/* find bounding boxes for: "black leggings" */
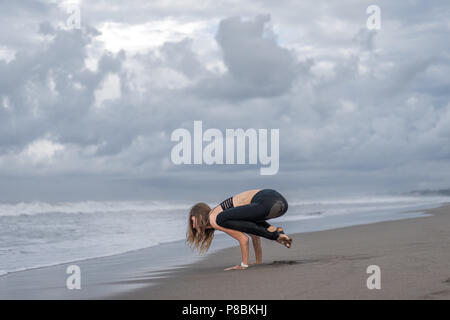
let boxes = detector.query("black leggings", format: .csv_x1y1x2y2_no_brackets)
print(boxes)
215,189,288,240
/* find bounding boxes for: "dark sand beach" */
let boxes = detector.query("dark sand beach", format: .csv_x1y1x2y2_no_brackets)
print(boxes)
1,203,449,300
111,204,450,300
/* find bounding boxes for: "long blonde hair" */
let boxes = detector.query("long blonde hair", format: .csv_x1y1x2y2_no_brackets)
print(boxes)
186,202,215,253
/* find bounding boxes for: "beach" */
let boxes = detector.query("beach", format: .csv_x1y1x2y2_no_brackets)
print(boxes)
112,203,450,300
1,202,449,300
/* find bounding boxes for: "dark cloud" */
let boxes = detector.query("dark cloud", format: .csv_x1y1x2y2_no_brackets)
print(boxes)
38,21,55,35
0,1,450,201
159,39,205,78
353,28,377,52
0,27,121,152
195,15,297,100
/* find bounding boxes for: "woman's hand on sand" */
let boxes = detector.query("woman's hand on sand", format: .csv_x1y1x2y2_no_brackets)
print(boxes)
224,265,248,270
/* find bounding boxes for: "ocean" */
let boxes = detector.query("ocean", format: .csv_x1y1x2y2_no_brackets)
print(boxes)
1,195,449,277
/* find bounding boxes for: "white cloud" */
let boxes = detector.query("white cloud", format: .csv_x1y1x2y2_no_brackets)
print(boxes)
2,96,12,110
339,100,357,114
96,18,208,54
0,46,15,63
20,138,65,164
94,73,121,107
310,61,335,80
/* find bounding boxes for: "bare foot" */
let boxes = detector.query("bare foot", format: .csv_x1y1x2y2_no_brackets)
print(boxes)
267,225,292,248
267,225,284,234
276,234,292,248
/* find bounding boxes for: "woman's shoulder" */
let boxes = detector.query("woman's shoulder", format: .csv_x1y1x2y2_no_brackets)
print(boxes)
208,205,223,229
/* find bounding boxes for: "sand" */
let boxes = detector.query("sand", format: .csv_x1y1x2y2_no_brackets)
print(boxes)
112,204,450,300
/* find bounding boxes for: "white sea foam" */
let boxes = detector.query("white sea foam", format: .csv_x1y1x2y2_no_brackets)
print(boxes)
279,196,449,222
0,200,189,217
0,200,190,275
289,195,449,206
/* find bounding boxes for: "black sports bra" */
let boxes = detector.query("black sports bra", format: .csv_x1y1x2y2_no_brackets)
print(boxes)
220,197,234,211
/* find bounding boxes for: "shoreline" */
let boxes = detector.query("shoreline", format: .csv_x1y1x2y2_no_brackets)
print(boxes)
2,199,438,279
1,202,449,299
110,203,450,300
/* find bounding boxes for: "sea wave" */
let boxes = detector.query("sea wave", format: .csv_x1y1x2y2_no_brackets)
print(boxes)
289,195,450,206
0,200,190,217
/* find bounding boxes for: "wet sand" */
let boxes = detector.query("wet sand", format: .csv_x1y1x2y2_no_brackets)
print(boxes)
112,204,450,299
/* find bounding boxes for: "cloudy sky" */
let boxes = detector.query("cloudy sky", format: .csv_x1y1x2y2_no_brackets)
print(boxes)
1,0,449,202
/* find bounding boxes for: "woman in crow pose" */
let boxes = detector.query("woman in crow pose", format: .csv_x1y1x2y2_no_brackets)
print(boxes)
186,189,291,270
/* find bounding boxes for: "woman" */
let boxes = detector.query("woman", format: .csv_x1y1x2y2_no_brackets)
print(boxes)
186,189,292,270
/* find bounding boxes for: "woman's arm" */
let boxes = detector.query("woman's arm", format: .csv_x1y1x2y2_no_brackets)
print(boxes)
221,228,249,270
209,205,249,270
250,235,262,264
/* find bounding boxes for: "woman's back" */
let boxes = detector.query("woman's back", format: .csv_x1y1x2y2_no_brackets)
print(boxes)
230,189,261,207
